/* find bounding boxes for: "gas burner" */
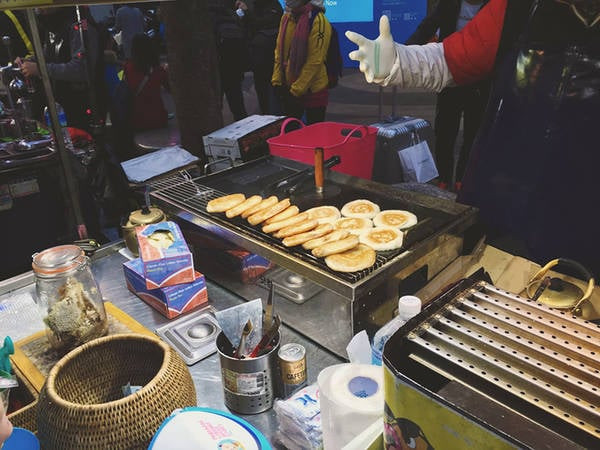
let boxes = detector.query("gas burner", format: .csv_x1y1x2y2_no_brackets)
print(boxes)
187,322,216,340
284,274,307,288
268,268,323,304
156,306,220,365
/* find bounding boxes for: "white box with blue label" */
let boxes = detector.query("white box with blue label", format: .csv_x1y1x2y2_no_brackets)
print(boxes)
123,258,208,319
136,221,195,289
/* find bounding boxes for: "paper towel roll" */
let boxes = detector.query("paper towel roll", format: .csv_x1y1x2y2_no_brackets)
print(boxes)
318,364,384,449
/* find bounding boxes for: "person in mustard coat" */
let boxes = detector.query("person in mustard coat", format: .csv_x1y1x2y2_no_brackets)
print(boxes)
272,0,332,124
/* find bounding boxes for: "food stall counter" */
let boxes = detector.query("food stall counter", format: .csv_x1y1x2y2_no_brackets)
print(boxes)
0,241,342,447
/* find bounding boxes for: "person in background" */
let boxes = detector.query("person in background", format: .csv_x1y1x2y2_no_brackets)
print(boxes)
212,0,249,121
272,0,332,124
406,0,489,192
236,0,283,115
113,3,145,60
19,7,101,132
346,0,600,276
124,33,169,131
0,10,33,65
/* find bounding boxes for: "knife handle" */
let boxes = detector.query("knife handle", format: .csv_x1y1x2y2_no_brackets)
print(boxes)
314,147,324,194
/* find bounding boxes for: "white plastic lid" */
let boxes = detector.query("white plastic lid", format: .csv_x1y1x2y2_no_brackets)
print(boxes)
398,295,421,320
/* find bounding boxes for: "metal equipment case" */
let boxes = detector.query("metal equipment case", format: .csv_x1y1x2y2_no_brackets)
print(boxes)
371,116,434,184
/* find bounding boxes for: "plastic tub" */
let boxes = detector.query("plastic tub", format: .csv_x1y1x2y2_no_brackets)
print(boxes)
267,119,378,179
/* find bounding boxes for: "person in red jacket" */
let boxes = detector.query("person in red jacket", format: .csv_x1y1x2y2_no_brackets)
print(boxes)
406,0,490,191
347,1,599,277
124,33,169,131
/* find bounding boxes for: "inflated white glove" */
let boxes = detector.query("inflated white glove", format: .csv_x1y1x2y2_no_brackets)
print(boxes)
346,15,454,92
345,15,395,84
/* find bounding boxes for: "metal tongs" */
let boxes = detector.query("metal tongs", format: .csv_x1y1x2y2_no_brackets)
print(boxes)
264,155,341,195
249,315,281,358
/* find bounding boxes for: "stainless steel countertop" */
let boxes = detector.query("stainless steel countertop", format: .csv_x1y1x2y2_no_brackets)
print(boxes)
0,242,342,447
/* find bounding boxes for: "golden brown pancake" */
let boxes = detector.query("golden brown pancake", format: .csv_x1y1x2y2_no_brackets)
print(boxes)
242,196,278,219
334,217,373,235
282,224,333,247
248,198,291,226
274,219,319,239
305,206,341,224
373,210,418,230
262,212,309,234
359,226,404,251
206,193,245,213
264,205,300,224
340,199,380,219
302,230,350,250
312,235,360,258
324,244,376,273
225,195,263,218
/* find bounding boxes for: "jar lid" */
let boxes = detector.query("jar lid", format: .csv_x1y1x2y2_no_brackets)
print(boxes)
32,245,85,276
129,207,165,226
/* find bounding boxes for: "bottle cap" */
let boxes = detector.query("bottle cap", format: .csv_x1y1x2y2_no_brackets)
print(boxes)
398,295,421,320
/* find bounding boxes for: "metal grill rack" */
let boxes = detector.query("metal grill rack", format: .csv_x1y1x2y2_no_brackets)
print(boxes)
403,280,600,445
151,176,407,284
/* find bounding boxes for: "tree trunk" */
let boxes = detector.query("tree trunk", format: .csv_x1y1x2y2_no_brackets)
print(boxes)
163,0,223,164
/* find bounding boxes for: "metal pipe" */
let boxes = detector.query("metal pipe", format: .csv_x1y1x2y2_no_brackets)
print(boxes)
25,8,87,238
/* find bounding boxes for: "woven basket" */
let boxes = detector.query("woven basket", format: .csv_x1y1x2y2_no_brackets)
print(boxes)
36,334,196,449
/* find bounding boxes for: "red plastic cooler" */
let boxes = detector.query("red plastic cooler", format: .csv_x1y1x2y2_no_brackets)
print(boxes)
267,119,378,179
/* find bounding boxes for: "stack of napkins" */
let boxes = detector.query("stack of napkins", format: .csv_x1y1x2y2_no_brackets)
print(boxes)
274,384,323,450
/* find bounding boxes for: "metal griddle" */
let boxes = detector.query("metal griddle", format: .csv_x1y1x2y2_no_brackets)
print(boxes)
386,277,600,448
150,156,480,356
151,157,475,297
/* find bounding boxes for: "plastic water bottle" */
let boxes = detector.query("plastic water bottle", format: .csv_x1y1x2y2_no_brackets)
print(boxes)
371,295,421,366
43,103,73,151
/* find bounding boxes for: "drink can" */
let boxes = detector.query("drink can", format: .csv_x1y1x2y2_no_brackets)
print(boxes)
278,343,306,398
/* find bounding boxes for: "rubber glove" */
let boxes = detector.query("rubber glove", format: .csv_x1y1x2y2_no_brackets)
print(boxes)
345,15,396,83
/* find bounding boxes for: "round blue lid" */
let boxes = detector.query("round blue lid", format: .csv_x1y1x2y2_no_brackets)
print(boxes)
149,407,271,449
3,427,40,450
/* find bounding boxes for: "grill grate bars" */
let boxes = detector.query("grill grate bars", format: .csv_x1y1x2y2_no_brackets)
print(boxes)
151,177,403,284
407,281,600,438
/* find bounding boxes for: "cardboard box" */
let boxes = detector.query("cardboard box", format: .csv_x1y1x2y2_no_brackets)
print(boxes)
123,258,208,319
136,221,195,289
202,115,285,162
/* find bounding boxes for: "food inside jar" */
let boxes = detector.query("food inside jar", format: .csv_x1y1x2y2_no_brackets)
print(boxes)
44,278,107,350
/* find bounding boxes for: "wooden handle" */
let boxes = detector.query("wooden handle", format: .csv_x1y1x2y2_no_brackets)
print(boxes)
314,147,324,193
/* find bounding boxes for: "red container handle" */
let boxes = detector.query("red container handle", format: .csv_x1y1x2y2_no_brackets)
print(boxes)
278,117,305,136
340,125,370,144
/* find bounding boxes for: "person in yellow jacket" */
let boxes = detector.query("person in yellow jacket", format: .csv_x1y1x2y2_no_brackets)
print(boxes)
272,0,331,124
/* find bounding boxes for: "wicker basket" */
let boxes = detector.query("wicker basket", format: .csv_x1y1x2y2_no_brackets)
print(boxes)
36,334,196,449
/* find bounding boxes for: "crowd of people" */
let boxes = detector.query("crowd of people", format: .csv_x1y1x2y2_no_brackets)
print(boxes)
2,1,339,136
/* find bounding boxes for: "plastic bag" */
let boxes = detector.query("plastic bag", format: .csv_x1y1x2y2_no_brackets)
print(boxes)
397,132,438,183
275,383,323,450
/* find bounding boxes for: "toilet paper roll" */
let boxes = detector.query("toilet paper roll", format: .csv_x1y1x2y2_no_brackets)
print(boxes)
318,364,384,449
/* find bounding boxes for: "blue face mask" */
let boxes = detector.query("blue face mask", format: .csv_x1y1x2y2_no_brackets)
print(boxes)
285,0,304,10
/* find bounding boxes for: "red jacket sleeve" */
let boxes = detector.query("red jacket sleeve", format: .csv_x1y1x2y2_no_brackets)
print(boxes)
443,0,508,85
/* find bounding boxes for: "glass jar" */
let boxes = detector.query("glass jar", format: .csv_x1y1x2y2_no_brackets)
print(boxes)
32,245,108,352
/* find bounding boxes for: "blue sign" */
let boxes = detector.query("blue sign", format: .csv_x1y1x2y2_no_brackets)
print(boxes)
278,1,428,66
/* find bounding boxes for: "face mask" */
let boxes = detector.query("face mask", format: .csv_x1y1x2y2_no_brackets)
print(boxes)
285,0,304,10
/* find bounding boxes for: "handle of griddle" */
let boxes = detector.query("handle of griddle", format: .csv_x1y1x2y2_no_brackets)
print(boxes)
314,147,324,194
